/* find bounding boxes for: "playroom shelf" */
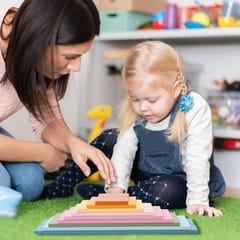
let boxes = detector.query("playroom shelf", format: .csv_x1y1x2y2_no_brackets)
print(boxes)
214,128,240,139
84,27,240,140
80,26,240,194
97,27,240,41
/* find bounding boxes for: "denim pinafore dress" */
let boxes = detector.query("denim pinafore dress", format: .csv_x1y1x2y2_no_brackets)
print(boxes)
133,100,226,199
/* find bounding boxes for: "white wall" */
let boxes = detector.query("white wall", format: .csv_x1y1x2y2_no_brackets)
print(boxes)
1,0,23,6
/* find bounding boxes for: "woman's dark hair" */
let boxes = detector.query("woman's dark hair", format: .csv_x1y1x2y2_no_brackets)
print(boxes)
1,0,100,121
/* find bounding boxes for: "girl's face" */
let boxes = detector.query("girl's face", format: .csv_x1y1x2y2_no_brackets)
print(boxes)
41,40,93,79
128,80,178,123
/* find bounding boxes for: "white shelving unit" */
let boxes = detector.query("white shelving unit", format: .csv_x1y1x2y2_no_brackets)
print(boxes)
86,28,240,137
214,128,240,139
97,27,240,41
83,28,240,196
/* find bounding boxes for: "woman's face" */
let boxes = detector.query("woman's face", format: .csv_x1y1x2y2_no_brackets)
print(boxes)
41,40,93,79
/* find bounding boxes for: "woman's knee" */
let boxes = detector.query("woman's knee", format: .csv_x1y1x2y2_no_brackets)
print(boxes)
9,163,45,201
16,173,45,201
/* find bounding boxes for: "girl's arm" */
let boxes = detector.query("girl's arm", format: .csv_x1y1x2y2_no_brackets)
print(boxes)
105,125,138,192
183,92,222,216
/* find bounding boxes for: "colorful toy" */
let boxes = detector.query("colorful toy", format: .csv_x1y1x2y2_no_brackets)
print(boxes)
152,11,165,29
208,88,240,129
218,16,236,27
86,105,112,181
185,11,211,28
0,186,22,218
213,79,240,91
191,11,211,27
34,193,199,235
87,105,112,143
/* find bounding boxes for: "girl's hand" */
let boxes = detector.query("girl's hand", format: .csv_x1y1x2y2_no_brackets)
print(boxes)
106,187,124,194
186,204,223,217
68,136,115,184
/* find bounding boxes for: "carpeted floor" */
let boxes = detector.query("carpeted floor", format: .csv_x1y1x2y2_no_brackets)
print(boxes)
0,194,239,240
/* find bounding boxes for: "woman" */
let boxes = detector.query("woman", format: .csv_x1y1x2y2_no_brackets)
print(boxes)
0,0,115,210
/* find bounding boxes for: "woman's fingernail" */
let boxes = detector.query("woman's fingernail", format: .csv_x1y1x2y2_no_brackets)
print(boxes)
84,170,90,177
102,174,107,180
104,178,110,184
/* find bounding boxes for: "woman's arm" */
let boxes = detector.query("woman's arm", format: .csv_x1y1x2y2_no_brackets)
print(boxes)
28,87,113,181
0,133,67,172
41,119,115,183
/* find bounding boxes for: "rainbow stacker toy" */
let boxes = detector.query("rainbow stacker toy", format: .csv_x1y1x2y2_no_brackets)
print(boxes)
34,193,198,235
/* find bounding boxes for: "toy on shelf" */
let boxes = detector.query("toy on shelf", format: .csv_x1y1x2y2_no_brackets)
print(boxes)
34,193,198,235
208,79,240,129
86,105,112,181
0,186,22,218
214,138,240,150
213,79,240,91
87,105,112,143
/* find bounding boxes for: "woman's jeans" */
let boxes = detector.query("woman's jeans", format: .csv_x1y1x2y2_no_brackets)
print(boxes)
0,127,45,201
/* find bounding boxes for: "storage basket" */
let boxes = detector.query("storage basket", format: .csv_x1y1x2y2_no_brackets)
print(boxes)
100,10,151,32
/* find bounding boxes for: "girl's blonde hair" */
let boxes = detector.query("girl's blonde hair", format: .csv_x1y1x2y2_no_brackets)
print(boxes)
118,41,188,143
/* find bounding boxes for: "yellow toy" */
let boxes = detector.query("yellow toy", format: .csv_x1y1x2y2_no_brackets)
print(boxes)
86,105,112,181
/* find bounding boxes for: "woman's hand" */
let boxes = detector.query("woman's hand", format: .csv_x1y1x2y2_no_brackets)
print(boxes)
38,143,68,172
68,136,116,184
186,204,223,217
41,119,115,182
